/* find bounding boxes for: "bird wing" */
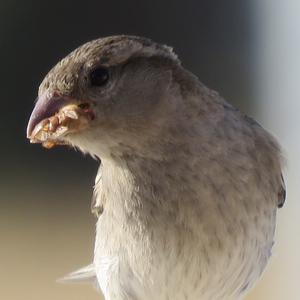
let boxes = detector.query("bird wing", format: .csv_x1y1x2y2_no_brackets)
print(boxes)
243,114,286,209
278,173,286,208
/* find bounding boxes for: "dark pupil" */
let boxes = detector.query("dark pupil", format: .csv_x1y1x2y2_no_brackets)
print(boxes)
90,67,109,86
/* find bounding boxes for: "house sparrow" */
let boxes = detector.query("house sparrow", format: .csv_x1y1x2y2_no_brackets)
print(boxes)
26,35,285,300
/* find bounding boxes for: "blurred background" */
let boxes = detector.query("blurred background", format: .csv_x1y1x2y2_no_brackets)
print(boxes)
0,0,298,299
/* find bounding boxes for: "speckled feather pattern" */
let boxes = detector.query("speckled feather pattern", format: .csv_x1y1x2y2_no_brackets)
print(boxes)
34,36,284,300
93,107,281,300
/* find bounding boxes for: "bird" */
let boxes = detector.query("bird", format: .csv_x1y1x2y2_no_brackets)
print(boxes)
26,35,285,300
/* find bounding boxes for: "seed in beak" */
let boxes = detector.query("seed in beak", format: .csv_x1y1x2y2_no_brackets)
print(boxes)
48,116,60,132
64,109,79,120
30,119,50,141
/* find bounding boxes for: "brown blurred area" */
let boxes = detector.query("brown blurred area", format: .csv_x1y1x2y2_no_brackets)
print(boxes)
0,1,297,299
0,172,101,300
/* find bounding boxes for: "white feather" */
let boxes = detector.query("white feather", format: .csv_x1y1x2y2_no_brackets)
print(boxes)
57,264,100,291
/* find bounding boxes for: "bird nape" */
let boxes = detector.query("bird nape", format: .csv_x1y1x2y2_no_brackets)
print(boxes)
27,35,285,300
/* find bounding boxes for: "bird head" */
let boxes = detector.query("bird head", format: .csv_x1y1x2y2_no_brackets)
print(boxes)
27,36,203,159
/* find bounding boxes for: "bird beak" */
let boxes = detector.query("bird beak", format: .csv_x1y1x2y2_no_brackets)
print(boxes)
27,91,72,138
27,91,95,148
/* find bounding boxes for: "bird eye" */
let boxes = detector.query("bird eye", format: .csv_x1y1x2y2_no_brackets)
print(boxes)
89,67,109,86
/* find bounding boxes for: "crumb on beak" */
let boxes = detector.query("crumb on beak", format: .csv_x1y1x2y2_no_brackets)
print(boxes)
28,103,95,149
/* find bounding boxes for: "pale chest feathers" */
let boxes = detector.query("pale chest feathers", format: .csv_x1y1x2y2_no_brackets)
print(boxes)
92,149,279,300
